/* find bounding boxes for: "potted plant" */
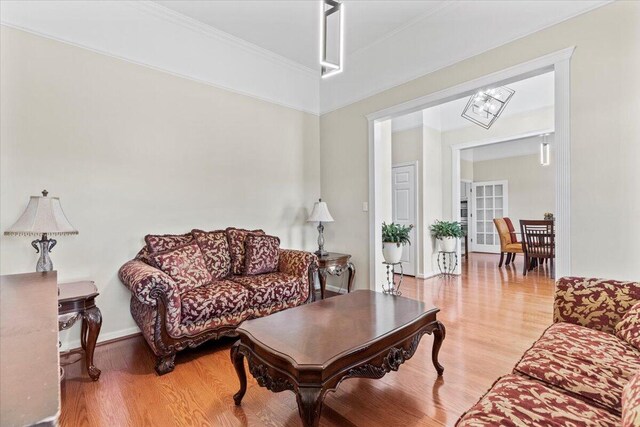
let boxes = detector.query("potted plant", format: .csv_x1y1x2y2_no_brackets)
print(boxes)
429,220,464,252
381,222,413,264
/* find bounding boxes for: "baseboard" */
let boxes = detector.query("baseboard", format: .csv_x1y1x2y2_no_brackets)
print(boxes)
62,326,141,353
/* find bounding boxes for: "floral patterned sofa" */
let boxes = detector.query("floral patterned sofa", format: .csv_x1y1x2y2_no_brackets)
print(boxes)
457,277,640,427
119,227,317,375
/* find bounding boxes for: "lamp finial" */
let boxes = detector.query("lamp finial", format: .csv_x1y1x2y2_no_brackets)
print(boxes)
42,189,48,197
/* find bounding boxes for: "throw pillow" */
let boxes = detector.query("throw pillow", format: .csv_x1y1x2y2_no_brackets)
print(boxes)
622,371,640,427
151,243,212,293
226,227,265,275
616,302,640,350
192,229,231,280
244,234,280,276
145,232,194,253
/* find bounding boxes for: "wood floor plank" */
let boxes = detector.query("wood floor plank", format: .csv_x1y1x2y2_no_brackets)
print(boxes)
60,253,554,426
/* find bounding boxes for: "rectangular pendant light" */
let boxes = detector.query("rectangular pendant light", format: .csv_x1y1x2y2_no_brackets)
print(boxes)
540,134,551,166
320,0,344,78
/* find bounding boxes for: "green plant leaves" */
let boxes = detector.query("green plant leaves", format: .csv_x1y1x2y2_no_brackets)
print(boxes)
429,220,465,238
381,222,413,245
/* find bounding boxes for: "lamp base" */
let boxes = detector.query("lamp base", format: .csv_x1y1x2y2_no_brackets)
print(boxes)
32,233,56,272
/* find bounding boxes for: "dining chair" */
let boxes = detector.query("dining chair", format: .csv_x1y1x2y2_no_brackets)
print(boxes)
520,219,555,276
493,218,523,267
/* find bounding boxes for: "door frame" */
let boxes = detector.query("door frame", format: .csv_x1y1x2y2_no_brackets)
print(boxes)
367,47,573,286
391,161,419,277
469,179,509,253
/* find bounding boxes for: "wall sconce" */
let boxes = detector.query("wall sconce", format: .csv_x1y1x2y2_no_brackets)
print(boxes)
540,134,551,166
320,0,344,79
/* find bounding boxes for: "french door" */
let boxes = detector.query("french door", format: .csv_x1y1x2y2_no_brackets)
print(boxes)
470,180,508,253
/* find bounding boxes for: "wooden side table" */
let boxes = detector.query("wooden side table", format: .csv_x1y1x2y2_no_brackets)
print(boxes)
58,281,102,381
316,252,355,300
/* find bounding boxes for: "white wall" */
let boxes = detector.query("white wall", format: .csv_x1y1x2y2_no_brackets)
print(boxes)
320,2,640,286
473,154,555,226
422,122,443,277
460,160,473,181
0,26,321,349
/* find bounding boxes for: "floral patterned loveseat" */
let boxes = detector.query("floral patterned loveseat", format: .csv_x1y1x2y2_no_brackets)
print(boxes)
119,228,317,375
457,277,640,427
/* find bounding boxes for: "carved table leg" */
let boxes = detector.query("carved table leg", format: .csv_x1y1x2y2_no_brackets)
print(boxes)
347,262,356,293
318,270,327,300
80,317,88,351
296,387,325,427
431,321,446,376
82,306,102,381
231,341,247,405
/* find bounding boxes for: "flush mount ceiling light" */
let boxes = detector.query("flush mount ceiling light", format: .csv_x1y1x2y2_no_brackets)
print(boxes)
320,0,344,79
461,86,515,129
540,133,551,166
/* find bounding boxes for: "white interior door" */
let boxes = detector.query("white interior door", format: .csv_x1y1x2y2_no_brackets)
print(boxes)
471,180,508,253
392,163,416,276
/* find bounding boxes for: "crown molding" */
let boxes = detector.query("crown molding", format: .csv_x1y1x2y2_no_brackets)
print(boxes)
347,1,455,58
321,1,608,115
0,0,320,115
133,1,318,78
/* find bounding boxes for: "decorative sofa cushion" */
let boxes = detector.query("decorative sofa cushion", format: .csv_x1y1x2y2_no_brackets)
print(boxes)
226,227,265,275
622,371,640,427
151,243,212,293
180,280,249,323
244,234,280,275
554,277,640,334
192,229,232,280
616,302,640,350
231,273,301,308
514,322,640,414
455,374,619,427
145,232,194,253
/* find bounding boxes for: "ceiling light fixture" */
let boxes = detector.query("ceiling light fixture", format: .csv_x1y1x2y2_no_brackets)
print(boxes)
461,86,515,129
320,0,344,79
540,133,551,166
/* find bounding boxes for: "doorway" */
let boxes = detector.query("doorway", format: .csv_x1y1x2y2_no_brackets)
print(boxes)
392,162,418,276
367,47,573,289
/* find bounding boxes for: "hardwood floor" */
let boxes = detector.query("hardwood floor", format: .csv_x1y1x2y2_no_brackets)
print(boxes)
60,253,555,427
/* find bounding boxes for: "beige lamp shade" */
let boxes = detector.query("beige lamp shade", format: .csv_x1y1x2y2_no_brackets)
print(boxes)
4,191,78,236
307,200,334,223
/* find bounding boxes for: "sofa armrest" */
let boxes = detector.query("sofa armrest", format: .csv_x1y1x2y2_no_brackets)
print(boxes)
553,277,640,334
118,260,180,307
278,249,318,302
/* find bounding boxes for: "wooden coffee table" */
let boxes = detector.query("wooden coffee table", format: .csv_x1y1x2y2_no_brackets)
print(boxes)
231,290,445,427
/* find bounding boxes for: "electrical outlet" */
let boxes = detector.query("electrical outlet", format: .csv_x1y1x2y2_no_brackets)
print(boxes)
362,202,368,212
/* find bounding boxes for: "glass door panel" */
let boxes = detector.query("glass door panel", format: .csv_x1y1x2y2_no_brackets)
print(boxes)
471,180,508,254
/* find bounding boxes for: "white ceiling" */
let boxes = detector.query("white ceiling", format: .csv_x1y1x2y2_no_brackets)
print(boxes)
1,1,609,114
392,71,554,133
154,1,447,70
461,133,555,162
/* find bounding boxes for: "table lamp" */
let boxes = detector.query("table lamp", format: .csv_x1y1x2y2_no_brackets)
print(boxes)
4,190,78,272
307,198,334,256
